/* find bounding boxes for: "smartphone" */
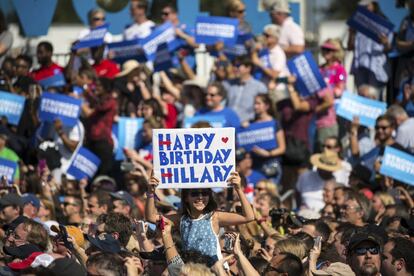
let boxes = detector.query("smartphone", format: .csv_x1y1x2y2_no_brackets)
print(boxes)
223,234,235,252
227,187,234,202
136,220,146,233
314,236,322,248
120,161,134,172
276,77,288,84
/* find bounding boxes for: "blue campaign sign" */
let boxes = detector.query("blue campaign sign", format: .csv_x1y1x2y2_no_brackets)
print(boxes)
154,43,174,72
116,117,144,160
141,22,180,62
195,16,239,46
39,92,82,127
253,49,271,80
336,91,386,128
380,147,414,186
13,0,58,37
72,24,109,50
107,39,146,63
347,6,395,43
153,128,236,189
0,158,17,184
38,73,66,89
237,121,277,151
287,51,327,97
67,147,101,180
223,32,254,59
0,91,25,125
183,115,226,128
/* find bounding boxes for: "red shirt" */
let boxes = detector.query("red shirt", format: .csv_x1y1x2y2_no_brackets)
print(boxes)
30,63,64,81
164,103,178,128
88,96,117,145
92,59,120,79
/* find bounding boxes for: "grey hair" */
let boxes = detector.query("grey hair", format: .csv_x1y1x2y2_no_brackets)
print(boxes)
87,7,106,25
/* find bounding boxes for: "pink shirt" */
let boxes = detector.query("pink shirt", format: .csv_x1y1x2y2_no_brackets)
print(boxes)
320,62,346,97
316,87,337,129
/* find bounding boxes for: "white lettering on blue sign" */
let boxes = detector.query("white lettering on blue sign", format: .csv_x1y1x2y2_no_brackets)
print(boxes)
41,98,79,118
196,23,235,38
0,165,14,180
354,11,390,35
237,127,274,145
84,28,107,41
383,154,414,175
142,27,175,56
341,97,383,119
0,100,22,115
72,154,97,177
293,55,321,93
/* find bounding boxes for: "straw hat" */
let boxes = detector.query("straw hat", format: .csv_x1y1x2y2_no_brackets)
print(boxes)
271,0,291,14
310,150,342,172
116,60,139,77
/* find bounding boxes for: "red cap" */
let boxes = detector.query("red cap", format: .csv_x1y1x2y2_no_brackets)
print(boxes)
8,252,43,270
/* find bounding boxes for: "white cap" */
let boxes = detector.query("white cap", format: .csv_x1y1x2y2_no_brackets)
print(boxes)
271,0,291,14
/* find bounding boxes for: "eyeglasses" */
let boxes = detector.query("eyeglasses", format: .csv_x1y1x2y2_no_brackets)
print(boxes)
354,246,380,256
92,17,105,21
322,144,336,150
375,125,390,130
189,191,210,197
206,93,220,97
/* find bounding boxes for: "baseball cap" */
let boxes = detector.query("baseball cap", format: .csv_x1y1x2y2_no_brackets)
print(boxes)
347,232,381,253
65,225,85,248
0,193,23,208
7,252,50,270
110,191,134,207
271,0,291,14
3,244,42,259
86,233,122,254
47,258,87,276
21,193,41,209
3,215,29,232
312,262,355,276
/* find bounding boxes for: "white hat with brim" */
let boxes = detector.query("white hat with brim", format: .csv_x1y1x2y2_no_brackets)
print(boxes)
310,150,342,172
358,0,376,6
116,60,140,77
272,0,291,14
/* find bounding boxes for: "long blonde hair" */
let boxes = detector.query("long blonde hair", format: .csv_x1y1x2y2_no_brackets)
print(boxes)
322,38,344,64
180,263,214,276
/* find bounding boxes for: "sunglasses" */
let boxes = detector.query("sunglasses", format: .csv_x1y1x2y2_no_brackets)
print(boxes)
354,246,379,256
162,12,170,16
322,144,336,150
237,9,245,14
375,125,390,130
190,191,210,197
263,33,271,38
92,17,105,21
255,187,265,191
63,202,77,207
206,93,219,97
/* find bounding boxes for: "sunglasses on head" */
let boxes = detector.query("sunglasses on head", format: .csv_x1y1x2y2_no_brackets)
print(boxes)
354,246,379,256
190,190,210,197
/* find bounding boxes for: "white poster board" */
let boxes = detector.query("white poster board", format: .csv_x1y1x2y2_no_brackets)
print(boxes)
152,128,236,189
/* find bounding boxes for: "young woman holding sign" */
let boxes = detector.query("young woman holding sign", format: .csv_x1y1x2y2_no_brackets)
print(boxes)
249,94,286,184
145,171,255,263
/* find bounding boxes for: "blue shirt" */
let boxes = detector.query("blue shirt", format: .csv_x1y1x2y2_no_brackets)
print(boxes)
196,107,241,128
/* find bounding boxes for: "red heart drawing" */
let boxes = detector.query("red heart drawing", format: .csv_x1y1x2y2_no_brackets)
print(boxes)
221,137,229,143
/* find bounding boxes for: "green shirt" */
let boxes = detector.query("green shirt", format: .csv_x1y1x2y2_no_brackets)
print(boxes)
0,147,20,180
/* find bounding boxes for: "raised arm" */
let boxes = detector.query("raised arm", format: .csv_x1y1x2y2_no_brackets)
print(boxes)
218,172,255,227
145,173,159,224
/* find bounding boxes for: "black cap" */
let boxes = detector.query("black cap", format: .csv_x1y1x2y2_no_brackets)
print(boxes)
110,191,134,207
86,233,121,254
3,216,29,232
0,194,23,208
47,257,87,276
3,244,42,259
401,217,414,236
347,232,381,254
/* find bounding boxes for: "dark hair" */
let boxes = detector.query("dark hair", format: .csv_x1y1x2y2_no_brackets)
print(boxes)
376,114,396,129
16,54,33,68
291,232,313,253
142,98,165,120
37,41,54,53
131,0,149,11
249,256,269,274
97,77,113,94
78,67,97,82
90,191,113,210
86,252,127,276
303,219,332,242
255,93,276,118
234,55,253,69
208,81,227,99
0,10,7,33
388,237,414,273
318,243,343,263
180,189,217,217
275,252,304,276
162,3,177,13
103,212,133,247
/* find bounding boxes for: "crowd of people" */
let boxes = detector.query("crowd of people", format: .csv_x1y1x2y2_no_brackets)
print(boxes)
0,0,413,275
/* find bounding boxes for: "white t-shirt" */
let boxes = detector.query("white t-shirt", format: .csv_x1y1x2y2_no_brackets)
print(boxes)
278,17,305,49
123,20,155,40
333,161,352,186
269,44,289,90
296,170,325,212
396,118,414,153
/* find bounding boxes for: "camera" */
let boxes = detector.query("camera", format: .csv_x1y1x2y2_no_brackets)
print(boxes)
269,208,303,229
